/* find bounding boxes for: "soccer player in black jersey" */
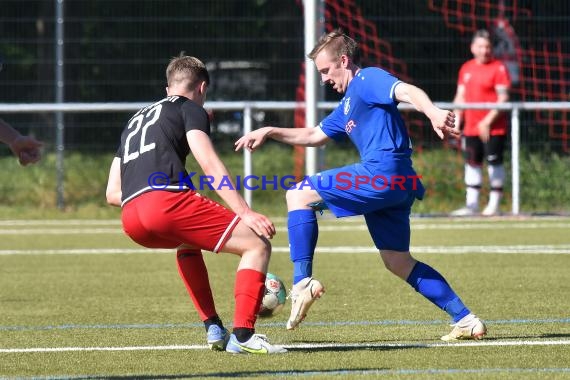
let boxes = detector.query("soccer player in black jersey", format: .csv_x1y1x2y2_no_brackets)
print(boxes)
106,55,286,354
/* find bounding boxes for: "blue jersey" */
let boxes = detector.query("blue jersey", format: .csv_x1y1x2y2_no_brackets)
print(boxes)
309,67,425,224
319,67,414,175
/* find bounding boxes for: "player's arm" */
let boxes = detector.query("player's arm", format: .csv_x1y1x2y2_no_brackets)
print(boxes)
105,157,122,207
475,85,509,142
0,118,21,145
235,125,330,152
188,129,275,239
0,118,43,165
480,85,510,127
394,82,459,140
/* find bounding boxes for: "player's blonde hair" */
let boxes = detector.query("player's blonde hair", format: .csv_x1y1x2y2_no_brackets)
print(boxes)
166,54,210,91
308,28,358,61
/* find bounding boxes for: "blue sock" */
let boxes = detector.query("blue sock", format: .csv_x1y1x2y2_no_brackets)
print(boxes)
288,209,318,285
406,262,470,322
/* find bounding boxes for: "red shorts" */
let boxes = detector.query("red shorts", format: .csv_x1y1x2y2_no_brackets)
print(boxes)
121,190,240,253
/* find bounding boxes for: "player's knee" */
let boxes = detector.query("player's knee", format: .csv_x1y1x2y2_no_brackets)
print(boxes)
380,250,415,278
380,257,395,273
465,163,482,187
285,188,299,204
286,187,320,210
250,236,272,259
381,258,404,276
488,164,505,187
285,188,307,208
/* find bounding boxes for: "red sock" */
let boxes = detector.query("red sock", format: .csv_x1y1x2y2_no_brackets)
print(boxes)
233,269,265,329
176,248,217,321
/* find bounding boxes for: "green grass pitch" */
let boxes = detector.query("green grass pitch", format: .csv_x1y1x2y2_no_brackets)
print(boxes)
1,216,569,379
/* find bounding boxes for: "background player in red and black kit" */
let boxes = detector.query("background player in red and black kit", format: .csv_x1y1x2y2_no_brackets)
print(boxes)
106,55,286,354
451,29,511,216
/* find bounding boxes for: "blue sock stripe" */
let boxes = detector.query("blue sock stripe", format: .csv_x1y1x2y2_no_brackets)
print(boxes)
444,297,470,322
294,262,313,284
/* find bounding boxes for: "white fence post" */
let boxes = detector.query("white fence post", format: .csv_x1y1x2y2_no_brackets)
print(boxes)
55,0,65,209
304,0,319,176
243,104,253,206
511,107,520,215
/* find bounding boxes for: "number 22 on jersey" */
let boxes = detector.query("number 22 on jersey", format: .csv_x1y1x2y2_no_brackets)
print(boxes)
123,105,162,163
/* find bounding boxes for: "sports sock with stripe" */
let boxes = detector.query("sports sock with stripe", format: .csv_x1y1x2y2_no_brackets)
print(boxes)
288,209,318,285
406,261,470,322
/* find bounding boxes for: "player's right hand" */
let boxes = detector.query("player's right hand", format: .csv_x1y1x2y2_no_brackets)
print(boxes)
430,109,460,140
234,127,271,152
9,135,43,166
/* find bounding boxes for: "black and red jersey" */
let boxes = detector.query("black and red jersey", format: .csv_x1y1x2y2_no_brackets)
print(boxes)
116,95,210,204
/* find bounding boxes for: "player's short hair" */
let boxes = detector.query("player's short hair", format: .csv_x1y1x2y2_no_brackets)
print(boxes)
166,54,210,91
472,29,491,44
308,28,358,61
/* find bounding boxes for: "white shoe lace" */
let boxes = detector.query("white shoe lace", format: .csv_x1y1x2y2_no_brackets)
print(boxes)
287,289,298,302
252,334,269,342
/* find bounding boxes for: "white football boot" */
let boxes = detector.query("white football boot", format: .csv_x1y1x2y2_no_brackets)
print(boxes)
206,325,229,351
481,204,500,216
450,206,478,217
286,277,325,330
441,314,487,341
226,333,287,354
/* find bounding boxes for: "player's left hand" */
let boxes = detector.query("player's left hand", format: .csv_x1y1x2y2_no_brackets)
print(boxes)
239,208,276,239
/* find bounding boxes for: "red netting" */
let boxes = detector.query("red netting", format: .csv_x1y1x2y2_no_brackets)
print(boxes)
294,0,422,177
293,61,307,179
294,0,569,176
429,0,570,152
428,0,531,34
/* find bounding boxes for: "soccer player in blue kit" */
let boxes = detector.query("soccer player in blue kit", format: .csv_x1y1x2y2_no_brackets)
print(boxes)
235,29,487,341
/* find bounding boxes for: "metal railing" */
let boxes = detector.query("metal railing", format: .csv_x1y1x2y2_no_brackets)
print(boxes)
1,101,569,214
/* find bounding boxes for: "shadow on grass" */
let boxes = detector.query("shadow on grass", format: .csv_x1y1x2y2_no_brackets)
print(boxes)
64,367,391,379
540,333,570,339
286,344,416,353
480,333,570,340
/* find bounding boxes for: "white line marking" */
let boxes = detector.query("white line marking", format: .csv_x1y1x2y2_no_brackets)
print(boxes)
0,218,570,235
0,228,123,235
2,245,570,255
0,220,123,226
1,339,569,353
0,248,171,255
0,215,567,225
410,222,570,230
3,317,568,332
1,223,570,235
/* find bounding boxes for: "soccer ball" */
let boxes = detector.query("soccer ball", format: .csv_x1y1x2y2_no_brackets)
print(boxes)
258,272,287,318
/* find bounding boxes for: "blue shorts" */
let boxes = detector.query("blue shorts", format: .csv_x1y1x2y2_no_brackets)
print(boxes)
307,163,423,251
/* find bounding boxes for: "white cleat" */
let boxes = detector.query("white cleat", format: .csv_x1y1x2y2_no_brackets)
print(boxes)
450,206,478,217
286,277,325,330
225,333,287,354
481,204,500,216
206,325,229,351
441,314,487,341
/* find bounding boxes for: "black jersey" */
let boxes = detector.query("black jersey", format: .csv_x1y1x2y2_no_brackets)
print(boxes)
116,95,210,204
